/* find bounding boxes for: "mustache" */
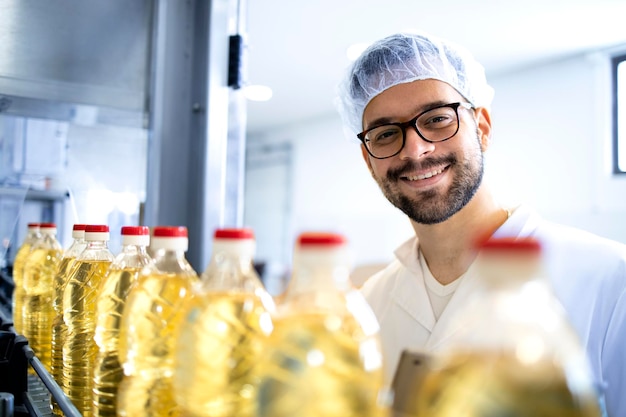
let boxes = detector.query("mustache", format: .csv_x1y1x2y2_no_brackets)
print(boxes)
387,155,457,181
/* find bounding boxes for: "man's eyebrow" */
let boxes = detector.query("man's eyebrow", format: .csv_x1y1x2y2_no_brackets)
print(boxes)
363,100,451,131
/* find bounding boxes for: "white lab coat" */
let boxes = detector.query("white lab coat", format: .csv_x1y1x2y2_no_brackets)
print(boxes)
361,205,626,417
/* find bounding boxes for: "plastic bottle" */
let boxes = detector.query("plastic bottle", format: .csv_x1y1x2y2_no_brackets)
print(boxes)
256,232,387,417
411,237,602,416
63,225,114,417
11,222,40,335
50,223,87,417
92,226,152,417
117,226,199,417
174,228,275,417
22,222,64,371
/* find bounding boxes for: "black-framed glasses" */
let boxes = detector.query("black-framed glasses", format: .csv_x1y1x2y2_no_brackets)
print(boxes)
357,102,474,159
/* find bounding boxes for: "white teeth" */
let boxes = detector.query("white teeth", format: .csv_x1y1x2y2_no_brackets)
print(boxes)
406,168,443,181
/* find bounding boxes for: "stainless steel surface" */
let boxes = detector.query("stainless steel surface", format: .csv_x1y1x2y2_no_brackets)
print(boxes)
0,0,153,112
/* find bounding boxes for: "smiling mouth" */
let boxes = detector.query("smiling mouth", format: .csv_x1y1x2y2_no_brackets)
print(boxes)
403,166,447,181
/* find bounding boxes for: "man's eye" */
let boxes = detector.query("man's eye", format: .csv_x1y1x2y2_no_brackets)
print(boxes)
425,114,452,125
421,109,456,128
372,127,401,143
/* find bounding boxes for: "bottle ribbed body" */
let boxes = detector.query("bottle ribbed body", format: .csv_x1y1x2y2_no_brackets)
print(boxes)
117,271,197,417
62,226,114,417
175,291,272,417
117,226,198,417
50,258,74,417
12,224,40,335
259,309,385,417
256,232,387,417
93,227,151,417
51,225,87,417
174,228,274,417
22,224,63,371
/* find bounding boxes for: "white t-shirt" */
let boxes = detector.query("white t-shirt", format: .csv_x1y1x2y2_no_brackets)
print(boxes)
419,250,463,320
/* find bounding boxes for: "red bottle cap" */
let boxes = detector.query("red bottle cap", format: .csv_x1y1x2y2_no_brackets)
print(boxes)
39,222,56,229
85,225,109,233
214,228,254,240
297,232,346,246
27,222,40,228
73,224,87,231
121,226,150,236
153,226,188,237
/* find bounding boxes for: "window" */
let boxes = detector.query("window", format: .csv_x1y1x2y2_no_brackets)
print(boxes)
612,54,626,173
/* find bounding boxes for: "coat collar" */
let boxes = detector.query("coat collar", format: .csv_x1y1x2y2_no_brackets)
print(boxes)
390,204,543,349
392,238,437,332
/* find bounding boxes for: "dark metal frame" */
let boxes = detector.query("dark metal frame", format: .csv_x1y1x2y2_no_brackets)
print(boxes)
611,54,626,174
357,102,473,159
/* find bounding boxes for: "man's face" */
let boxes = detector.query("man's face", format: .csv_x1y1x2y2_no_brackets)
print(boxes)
360,79,491,225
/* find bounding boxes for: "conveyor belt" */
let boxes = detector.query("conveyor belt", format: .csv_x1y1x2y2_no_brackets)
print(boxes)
0,268,82,417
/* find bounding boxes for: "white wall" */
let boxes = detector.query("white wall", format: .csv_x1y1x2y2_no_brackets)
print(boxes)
487,52,626,241
245,51,626,292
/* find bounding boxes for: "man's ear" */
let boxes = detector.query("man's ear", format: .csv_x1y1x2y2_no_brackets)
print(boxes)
475,107,492,151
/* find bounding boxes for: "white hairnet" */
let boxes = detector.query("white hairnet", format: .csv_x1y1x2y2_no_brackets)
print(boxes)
336,32,495,136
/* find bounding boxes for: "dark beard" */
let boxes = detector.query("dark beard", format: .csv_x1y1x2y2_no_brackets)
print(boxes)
375,144,484,225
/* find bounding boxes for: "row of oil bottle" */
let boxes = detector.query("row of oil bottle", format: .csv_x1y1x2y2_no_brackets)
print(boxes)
12,222,604,417
12,222,387,417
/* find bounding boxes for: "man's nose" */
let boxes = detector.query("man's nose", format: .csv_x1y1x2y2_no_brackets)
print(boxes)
398,126,436,159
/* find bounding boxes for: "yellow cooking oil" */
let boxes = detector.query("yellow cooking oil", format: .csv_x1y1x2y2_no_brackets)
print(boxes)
92,268,142,417
11,223,40,335
412,351,602,417
257,310,386,417
62,225,114,417
116,271,198,417
175,291,273,417
93,225,151,417
50,224,86,417
22,224,63,371
63,259,112,417
51,255,78,416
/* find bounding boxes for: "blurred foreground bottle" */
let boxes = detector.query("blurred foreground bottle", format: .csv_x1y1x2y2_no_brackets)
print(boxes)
22,222,63,371
174,228,275,417
93,226,152,417
256,232,387,417
117,226,198,417
11,222,40,334
411,237,601,417
51,223,87,417
63,225,114,417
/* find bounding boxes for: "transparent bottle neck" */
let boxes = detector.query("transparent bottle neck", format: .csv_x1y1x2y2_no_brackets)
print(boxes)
65,238,87,258
79,239,113,261
201,249,259,291
115,244,152,269
36,231,60,249
476,252,545,291
86,240,109,250
121,244,148,255
152,247,185,259
27,230,40,240
151,248,195,274
286,249,352,296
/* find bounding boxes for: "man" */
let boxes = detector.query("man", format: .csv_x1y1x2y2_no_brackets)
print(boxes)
336,32,626,416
